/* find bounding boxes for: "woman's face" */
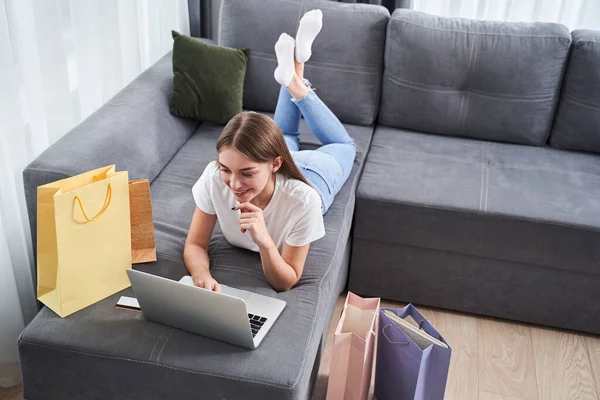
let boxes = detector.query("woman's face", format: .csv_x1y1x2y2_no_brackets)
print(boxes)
217,147,279,203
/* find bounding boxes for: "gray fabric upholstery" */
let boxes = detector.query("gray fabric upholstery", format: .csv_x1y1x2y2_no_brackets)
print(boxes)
378,9,571,145
335,0,413,13
23,52,198,260
19,98,374,398
348,126,600,333
219,0,389,126
353,126,600,276
550,30,600,154
349,240,600,334
349,126,600,333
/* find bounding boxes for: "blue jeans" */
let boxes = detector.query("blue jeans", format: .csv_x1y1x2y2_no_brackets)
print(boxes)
274,83,356,214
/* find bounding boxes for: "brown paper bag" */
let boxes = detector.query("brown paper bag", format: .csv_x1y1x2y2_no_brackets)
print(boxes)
128,179,156,263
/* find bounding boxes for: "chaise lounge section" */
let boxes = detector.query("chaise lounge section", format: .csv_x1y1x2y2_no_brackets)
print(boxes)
18,1,389,399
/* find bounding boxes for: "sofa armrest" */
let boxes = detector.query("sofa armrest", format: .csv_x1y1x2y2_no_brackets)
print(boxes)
23,51,199,253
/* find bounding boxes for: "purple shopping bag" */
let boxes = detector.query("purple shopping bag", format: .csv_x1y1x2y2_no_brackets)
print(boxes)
375,304,451,400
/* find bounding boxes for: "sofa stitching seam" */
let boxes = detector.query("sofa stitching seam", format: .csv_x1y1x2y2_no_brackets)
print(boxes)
385,73,460,93
386,73,556,103
469,91,554,103
211,235,228,267
479,144,485,211
492,163,600,180
564,95,600,111
370,144,600,180
208,236,222,258
149,328,167,361
385,70,556,99
156,329,174,362
252,50,380,71
252,53,377,75
484,153,490,212
154,251,181,264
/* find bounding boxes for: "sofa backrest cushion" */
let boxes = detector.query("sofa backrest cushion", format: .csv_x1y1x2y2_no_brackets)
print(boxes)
219,0,389,126
379,9,571,146
550,30,600,154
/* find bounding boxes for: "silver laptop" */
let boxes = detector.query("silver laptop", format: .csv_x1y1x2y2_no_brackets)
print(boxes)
126,269,286,349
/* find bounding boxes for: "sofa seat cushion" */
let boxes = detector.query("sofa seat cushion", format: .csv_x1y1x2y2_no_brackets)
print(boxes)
19,115,374,400
354,126,600,276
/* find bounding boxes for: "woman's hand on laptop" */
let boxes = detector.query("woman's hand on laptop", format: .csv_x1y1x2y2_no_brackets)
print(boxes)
192,273,221,292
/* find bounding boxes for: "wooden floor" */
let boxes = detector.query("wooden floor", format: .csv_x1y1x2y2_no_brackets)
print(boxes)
311,295,600,400
3,294,600,400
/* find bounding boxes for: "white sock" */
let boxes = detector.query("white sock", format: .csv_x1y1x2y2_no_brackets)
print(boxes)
274,33,296,86
295,9,323,63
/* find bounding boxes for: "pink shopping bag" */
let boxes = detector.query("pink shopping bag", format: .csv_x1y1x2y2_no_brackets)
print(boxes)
326,292,380,400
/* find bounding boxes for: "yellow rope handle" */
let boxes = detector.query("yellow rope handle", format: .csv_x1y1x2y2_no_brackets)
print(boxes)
74,183,112,222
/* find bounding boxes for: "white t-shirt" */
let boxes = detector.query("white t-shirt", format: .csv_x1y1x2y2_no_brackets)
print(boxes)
192,161,325,253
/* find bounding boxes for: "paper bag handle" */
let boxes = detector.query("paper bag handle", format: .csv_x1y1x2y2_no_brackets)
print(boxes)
74,183,112,222
382,324,409,345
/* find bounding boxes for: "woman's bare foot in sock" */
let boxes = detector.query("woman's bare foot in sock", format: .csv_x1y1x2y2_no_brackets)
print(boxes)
287,56,309,100
287,73,309,101
295,57,304,81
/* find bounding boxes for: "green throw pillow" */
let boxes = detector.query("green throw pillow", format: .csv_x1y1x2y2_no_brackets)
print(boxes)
170,31,248,125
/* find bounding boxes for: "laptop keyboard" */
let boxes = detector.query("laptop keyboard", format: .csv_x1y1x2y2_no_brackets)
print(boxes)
248,313,268,338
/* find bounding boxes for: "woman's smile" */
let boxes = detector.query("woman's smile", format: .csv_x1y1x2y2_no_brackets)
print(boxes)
233,188,251,196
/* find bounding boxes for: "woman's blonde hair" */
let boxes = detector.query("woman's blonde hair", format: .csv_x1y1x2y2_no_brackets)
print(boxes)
216,112,310,186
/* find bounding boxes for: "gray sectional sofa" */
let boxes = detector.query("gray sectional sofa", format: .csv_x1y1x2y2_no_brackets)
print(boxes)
18,0,600,399
349,12,600,335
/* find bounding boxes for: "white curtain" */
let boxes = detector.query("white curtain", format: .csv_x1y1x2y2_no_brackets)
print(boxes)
0,0,189,388
413,0,600,30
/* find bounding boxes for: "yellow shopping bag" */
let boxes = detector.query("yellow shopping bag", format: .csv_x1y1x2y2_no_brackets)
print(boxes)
37,165,132,317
